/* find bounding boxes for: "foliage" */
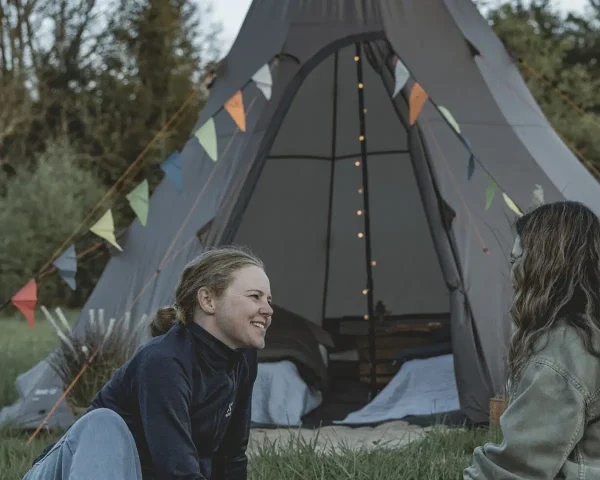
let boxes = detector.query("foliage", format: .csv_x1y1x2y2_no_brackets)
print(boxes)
45,307,148,410
0,139,105,307
0,0,221,307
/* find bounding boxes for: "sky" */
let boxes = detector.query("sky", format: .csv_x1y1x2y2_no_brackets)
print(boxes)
212,0,592,53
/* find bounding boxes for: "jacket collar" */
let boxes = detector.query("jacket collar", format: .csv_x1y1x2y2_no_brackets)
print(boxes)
186,322,243,371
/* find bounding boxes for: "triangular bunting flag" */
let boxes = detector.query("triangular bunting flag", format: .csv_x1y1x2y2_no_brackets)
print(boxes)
126,179,149,226
392,57,410,97
503,193,523,216
252,64,272,100
160,151,183,190
12,279,37,328
438,106,461,134
409,83,428,125
52,244,77,290
224,91,246,132
467,155,475,180
531,184,544,208
90,209,122,251
194,119,218,162
485,180,497,210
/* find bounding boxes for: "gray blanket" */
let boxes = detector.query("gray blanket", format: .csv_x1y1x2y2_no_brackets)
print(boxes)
258,306,334,392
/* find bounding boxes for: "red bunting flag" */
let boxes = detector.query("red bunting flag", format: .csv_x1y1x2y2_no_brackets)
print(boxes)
11,279,37,328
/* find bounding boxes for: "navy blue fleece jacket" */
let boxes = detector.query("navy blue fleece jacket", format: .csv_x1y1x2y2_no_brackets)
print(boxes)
89,322,257,480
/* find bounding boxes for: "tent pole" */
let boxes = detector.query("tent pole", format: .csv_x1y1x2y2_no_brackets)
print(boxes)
355,42,377,397
321,52,339,324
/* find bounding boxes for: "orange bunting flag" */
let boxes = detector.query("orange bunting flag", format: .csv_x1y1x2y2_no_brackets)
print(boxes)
12,279,37,328
224,91,246,131
409,83,428,125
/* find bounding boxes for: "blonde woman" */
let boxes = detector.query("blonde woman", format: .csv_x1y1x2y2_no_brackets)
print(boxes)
25,246,273,480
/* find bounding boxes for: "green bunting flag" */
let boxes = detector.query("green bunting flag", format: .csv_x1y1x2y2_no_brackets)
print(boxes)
126,179,149,226
485,180,497,210
194,118,218,162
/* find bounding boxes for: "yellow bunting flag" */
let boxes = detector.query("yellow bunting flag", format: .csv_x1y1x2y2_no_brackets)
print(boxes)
224,91,246,131
90,209,122,251
409,83,428,125
503,193,523,216
438,106,461,134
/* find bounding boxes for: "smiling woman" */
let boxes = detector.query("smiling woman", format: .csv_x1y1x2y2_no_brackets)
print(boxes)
23,246,271,480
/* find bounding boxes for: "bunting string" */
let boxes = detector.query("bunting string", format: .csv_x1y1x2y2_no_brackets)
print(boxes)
423,120,490,254
37,88,201,277
5,60,277,324
26,75,272,443
391,53,525,216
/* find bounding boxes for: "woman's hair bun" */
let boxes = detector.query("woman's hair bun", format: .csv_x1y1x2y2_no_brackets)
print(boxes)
148,305,181,337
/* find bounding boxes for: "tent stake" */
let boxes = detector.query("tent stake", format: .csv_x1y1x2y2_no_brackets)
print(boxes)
355,42,377,398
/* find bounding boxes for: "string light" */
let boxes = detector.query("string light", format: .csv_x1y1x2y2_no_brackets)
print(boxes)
363,314,369,320
371,260,377,266
358,83,364,89
358,232,364,238
358,187,363,194
362,289,368,295
357,210,363,216
359,135,365,141
363,108,367,114
354,56,360,62
355,160,361,167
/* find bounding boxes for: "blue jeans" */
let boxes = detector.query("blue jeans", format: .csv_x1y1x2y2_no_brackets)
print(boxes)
23,408,142,480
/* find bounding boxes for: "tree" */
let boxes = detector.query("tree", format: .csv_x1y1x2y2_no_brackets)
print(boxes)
486,1,600,176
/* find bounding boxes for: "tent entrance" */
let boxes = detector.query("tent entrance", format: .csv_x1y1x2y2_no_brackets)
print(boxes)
233,36,452,406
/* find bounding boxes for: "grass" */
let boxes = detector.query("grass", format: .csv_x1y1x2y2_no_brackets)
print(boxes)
0,309,499,479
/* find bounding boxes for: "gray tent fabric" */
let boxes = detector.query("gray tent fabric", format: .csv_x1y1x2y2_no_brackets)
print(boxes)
4,0,600,430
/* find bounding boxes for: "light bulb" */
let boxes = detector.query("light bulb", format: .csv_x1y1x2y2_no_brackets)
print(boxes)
371,260,377,266
359,135,365,141
358,232,364,238
358,83,364,89
357,210,363,216
354,56,360,62
355,160,360,167
362,289,368,295
358,187,363,194
363,108,367,114
364,314,369,320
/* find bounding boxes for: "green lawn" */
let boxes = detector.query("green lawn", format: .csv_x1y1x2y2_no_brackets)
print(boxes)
0,309,498,479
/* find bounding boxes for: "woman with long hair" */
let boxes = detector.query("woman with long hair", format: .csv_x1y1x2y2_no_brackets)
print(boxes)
24,245,273,480
464,201,600,479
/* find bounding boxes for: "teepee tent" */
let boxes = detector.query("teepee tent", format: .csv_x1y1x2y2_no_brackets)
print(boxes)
4,0,600,430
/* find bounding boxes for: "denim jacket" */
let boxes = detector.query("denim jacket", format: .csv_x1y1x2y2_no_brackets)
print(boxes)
464,323,600,480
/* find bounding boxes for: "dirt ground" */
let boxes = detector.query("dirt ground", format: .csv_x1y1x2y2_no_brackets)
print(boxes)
248,420,429,453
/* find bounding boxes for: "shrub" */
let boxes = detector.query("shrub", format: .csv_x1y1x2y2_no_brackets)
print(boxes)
0,139,106,307
43,307,148,411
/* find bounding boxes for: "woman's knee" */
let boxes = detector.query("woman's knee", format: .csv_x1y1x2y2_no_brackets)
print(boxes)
70,408,131,442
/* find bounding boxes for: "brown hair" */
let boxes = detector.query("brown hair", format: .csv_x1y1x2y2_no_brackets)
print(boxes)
507,201,600,388
149,245,264,337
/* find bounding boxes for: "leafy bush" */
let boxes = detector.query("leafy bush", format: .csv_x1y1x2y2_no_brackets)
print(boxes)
0,139,106,307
